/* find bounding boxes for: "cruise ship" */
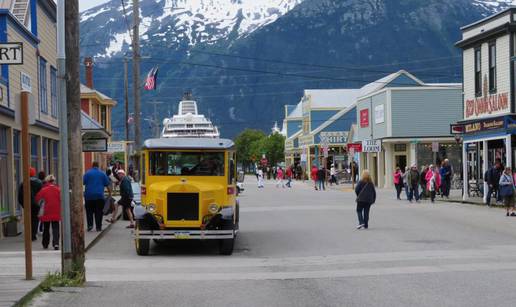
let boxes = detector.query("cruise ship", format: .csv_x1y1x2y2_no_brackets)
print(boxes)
161,93,220,138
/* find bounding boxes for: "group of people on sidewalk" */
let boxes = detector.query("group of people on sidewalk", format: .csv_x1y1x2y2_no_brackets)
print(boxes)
393,159,453,204
18,168,61,250
485,158,516,216
256,165,294,189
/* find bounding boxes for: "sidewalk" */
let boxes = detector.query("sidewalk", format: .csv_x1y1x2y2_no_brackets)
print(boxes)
0,208,122,307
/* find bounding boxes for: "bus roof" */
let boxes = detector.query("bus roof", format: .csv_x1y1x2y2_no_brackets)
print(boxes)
143,138,235,150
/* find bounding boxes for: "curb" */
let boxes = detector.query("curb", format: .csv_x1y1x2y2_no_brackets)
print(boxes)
12,212,121,306
436,199,505,208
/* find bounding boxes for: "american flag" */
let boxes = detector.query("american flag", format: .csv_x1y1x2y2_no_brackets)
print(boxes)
144,66,159,90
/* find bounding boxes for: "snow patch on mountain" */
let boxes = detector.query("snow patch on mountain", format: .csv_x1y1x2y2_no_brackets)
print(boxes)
473,0,516,14
81,0,304,58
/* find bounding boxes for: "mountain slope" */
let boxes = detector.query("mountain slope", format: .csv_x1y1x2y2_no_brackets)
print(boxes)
80,0,514,140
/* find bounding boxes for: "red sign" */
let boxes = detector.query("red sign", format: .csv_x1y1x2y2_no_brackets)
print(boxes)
360,109,369,127
465,92,509,119
347,143,362,153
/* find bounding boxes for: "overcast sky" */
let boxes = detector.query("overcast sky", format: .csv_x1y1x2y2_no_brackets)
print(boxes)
80,0,108,12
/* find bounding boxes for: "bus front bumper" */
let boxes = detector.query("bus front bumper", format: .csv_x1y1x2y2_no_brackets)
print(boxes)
133,229,236,240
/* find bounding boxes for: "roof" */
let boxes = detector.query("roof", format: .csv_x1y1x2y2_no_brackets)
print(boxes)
305,89,361,109
311,105,356,136
357,70,425,99
81,111,110,138
143,138,235,150
460,7,514,31
80,84,116,105
287,102,302,118
287,129,303,141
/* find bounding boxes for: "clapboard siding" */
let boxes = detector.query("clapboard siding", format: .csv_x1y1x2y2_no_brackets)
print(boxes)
391,89,462,137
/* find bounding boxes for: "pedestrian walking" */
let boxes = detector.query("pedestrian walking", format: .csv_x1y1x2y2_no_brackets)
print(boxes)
276,167,285,188
355,170,376,230
401,166,409,200
330,164,338,185
257,168,264,188
419,165,428,200
407,164,420,203
35,175,61,250
18,167,42,241
440,159,453,198
426,165,441,203
317,166,326,191
311,165,319,190
486,158,503,207
286,166,293,188
83,161,112,232
107,170,135,228
393,167,403,200
499,167,515,216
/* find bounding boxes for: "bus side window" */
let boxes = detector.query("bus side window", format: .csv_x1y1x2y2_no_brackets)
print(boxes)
228,154,235,185
141,153,146,184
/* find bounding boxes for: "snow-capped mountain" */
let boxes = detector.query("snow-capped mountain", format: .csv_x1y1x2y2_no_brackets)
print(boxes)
81,0,303,58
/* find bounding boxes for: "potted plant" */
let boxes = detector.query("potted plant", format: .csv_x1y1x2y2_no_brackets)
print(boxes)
5,215,20,237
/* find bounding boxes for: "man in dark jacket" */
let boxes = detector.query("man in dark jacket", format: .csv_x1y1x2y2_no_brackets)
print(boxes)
18,167,42,241
407,164,420,203
108,169,135,228
317,166,326,191
486,159,503,206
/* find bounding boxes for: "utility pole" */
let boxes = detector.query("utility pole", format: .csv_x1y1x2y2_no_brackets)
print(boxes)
124,57,129,170
20,91,32,280
148,101,163,138
65,0,85,278
132,0,141,171
57,0,72,274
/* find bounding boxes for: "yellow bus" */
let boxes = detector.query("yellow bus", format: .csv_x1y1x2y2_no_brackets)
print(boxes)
133,138,239,255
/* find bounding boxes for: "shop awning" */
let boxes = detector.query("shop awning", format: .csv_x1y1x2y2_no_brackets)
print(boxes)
81,111,110,139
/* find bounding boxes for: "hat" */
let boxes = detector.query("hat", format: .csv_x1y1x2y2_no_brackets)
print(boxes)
29,167,36,177
117,169,126,176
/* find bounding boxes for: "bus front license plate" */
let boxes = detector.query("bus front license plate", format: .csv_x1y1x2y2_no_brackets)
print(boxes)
174,232,190,239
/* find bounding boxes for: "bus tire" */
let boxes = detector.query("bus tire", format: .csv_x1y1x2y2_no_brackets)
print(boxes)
219,238,234,255
136,238,150,256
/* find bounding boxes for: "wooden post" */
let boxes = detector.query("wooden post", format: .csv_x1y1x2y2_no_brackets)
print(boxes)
65,0,85,278
21,91,32,280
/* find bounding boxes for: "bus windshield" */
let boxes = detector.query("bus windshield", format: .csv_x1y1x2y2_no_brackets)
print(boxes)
149,151,225,176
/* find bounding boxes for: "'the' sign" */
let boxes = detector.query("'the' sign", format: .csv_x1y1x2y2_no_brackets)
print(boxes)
0,43,23,65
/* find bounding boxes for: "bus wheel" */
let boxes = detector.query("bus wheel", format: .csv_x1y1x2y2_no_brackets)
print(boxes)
135,238,150,256
219,237,234,255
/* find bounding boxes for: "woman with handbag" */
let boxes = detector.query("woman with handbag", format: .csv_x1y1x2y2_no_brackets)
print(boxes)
355,170,376,230
499,167,515,217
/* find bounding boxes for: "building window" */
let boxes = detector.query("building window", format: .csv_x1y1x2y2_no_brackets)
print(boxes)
100,105,107,128
489,42,496,92
42,138,50,175
30,135,39,170
0,126,9,216
52,140,59,182
50,67,57,118
39,58,48,114
475,47,482,97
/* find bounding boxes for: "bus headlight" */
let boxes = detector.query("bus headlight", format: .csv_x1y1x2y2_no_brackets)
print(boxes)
147,204,156,213
208,203,219,214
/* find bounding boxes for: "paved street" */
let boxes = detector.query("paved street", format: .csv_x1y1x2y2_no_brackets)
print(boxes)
32,179,516,307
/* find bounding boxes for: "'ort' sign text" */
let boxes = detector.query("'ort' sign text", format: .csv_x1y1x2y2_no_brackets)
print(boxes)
0,43,23,64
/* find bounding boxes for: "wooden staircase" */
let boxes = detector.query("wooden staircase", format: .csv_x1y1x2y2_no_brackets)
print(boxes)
11,0,30,25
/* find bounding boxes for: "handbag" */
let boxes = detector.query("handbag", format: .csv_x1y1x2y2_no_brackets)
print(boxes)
499,175,515,198
37,199,45,218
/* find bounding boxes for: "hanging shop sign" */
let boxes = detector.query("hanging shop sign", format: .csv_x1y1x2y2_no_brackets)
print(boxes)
432,142,439,153
107,141,125,153
83,138,108,152
360,109,369,128
299,135,314,147
465,92,509,119
362,139,381,153
285,139,294,150
334,155,346,161
374,104,385,124
319,131,348,145
464,117,505,134
20,72,31,93
0,43,23,64
450,123,464,134
347,143,363,153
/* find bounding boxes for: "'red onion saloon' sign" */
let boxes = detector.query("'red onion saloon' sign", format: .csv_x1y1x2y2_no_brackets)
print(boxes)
465,92,509,119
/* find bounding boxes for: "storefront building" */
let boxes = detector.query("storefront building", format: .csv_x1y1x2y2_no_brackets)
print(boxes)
355,70,463,188
0,0,60,233
284,89,360,176
80,57,116,172
454,8,516,201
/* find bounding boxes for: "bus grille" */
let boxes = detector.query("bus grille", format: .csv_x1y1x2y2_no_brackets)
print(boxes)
167,193,199,221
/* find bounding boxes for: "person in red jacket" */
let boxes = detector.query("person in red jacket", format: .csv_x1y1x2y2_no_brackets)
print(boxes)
311,165,319,190
35,175,61,250
286,166,293,188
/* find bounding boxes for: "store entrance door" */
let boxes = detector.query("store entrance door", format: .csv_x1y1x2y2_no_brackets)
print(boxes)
395,155,407,171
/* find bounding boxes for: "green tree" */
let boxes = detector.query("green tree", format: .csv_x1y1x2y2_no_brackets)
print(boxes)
263,133,285,167
234,129,266,171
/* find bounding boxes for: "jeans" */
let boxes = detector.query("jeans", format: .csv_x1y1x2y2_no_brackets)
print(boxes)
318,180,325,191
442,178,451,197
409,184,420,201
419,184,427,199
85,199,104,231
357,201,371,228
404,184,409,199
486,185,502,206
395,184,403,199
286,177,292,187
31,205,39,239
42,221,60,248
